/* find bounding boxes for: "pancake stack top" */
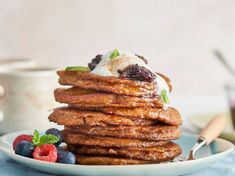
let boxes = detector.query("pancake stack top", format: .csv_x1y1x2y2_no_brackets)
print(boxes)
49,49,183,165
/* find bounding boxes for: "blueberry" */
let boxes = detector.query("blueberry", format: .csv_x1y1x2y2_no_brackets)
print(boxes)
56,146,64,151
56,146,64,155
45,128,63,146
57,149,76,164
15,141,34,158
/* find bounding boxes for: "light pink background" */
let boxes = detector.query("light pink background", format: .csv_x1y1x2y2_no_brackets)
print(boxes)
0,0,235,98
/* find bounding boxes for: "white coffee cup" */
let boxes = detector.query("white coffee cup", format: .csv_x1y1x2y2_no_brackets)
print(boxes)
0,58,36,133
0,67,59,134
0,58,35,72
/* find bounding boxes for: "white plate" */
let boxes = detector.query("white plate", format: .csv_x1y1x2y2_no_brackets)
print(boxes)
0,131,234,176
189,113,235,143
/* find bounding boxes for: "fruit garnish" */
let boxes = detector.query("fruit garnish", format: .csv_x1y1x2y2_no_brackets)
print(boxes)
65,66,90,72
119,64,156,82
33,144,57,162
110,49,119,59
88,54,102,71
32,130,59,147
15,141,34,158
160,89,169,104
57,148,76,164
46,128,63,146
13,134,33,150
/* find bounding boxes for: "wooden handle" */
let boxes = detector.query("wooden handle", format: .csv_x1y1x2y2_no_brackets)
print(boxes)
199,115,226,145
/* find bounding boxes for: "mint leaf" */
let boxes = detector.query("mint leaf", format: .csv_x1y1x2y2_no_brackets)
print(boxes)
32,130,59,146
160,89,169,104
38,134,59,146
65,66,90,72
32,130,40,146
110,49,119,59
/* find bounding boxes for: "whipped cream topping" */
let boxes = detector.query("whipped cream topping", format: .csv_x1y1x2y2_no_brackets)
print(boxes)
91,49,170,105
92,50,151,77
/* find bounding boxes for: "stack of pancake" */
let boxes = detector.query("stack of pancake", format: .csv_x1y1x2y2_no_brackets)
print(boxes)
49,70,182,165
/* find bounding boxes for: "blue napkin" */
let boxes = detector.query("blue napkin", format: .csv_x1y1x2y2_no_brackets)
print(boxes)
0,152,55,176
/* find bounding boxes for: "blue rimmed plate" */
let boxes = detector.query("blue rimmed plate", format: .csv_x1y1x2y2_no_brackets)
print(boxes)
0,131,234,176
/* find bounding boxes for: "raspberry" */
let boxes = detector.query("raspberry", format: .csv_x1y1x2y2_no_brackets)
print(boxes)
13,135,33,150
33,144,57,162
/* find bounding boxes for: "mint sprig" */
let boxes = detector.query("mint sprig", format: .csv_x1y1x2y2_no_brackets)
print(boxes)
160,89,169,104
65,66,90,72
32,130,40,146
110,49,119,59
32,130,59,146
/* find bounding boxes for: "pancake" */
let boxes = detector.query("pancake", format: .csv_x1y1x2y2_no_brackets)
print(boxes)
76,155,155,165
57,70,172,96
62,132,169,147
98,107,182,125
49,107,157,126
70,106,182,126
54,87,163,108
64,125,180,141
68,142,182,162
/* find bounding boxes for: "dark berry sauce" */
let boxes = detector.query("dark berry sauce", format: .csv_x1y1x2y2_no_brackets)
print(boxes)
118,64,156,82
88,54,102,71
